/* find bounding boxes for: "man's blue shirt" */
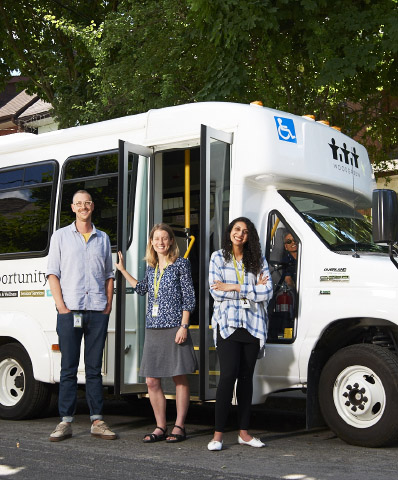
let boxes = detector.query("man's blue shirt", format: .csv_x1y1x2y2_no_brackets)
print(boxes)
46,222,114,311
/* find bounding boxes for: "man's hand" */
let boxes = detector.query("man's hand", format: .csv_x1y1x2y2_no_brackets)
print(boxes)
57,306,71,314
102,303,112,315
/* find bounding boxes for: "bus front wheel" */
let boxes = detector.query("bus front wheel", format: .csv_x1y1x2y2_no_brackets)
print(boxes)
0,343,50,420
319,343,398,447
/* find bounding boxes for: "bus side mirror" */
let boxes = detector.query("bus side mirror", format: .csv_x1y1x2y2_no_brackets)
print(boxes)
372,189,398,243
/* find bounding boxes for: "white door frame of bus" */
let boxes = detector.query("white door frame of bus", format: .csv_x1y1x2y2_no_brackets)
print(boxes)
115,140,153,395
199,125,233,401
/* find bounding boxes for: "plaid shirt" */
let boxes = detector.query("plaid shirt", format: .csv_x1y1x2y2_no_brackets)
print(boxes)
209,250,273,350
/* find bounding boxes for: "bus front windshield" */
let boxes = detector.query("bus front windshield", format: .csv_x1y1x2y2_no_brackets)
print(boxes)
281,191,387,253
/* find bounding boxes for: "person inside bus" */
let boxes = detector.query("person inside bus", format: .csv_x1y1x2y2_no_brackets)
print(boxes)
47,190,116,442
115,223,196,443
207,217,273,451
282,232,298,289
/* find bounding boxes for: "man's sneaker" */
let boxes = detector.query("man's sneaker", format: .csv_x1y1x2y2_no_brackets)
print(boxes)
91,420,117,440
49,421,72,442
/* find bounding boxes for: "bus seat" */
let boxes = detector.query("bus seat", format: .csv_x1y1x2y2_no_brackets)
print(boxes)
269,227,287,290
270,227,287,264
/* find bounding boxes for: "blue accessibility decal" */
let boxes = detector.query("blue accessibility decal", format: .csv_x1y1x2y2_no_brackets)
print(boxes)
274,116,297,143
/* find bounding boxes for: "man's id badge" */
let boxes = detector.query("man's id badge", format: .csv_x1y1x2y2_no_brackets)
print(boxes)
152,304,159,317
240,298,250,309
73,313,83,328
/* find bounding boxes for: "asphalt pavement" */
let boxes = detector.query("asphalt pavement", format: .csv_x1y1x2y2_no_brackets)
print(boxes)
0,392,397,480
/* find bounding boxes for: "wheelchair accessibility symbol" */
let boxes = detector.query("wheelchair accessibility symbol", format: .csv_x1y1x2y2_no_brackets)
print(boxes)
274,116,297,143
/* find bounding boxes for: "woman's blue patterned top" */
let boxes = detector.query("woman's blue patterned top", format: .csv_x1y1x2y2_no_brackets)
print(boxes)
135,257,196,328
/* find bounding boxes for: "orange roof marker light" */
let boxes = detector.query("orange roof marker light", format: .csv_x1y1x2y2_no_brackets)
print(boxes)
302,114,315,121
317,120,330,126
250,101,263,106
331,126,342,132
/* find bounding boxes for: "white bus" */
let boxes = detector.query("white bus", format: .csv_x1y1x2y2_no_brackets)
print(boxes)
1,101,397,447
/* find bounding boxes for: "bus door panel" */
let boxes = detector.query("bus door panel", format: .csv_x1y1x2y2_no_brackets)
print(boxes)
199,125,233,400
115,140,152,395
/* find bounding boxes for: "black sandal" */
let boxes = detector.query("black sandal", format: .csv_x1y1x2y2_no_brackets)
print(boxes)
143,426,167,443
166,425,186,443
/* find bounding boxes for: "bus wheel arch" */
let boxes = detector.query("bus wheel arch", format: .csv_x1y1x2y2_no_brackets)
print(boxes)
318,343,398,447
0,342,51,420
306,319,398,432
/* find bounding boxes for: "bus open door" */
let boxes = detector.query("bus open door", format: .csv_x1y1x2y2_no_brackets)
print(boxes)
114,126,233,402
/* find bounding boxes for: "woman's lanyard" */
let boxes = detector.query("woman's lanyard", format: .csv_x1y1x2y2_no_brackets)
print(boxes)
233,255,250,309
152,262,168,317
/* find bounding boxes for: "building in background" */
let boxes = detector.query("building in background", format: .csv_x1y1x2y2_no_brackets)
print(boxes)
375,161,398,191
0,76,58,136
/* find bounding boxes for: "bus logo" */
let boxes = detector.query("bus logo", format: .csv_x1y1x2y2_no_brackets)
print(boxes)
20,290,45,297
329,138,359,168
0,291,18,298
274,116,297,143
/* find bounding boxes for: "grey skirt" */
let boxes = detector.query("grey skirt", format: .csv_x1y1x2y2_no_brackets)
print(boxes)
139,326,198,378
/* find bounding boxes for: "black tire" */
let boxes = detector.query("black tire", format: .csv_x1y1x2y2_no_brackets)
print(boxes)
40,384,59,418
0,343,51,420
319,344,398,447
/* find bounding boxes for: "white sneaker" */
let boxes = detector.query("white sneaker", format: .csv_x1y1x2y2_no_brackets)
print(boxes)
208,439,223,451
49,421,72,442
91,420,117,440
238,435,265,448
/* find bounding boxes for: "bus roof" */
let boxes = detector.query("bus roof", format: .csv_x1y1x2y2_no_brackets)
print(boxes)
0,102,374,205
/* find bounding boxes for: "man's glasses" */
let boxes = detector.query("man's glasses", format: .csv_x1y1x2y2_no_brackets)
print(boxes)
284,239,296,245
73,201,93,207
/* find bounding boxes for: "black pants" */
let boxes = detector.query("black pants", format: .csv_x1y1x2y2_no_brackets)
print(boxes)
215,327,260,432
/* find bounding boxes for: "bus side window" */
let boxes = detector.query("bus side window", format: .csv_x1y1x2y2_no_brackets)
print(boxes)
266,212,299,343
0,161,58,257
61,151,130,247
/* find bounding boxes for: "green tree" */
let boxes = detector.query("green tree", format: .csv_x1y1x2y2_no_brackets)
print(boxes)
188,0,397,165
0,0,396,165
0,0,118,123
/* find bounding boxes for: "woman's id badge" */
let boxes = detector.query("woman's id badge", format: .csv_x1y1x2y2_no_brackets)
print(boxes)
73,313,83,328
240,298,250,309
152,304,159,317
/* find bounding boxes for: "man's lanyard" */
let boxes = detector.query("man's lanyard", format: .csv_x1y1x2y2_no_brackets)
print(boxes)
232,255,245,285
153,262,168,301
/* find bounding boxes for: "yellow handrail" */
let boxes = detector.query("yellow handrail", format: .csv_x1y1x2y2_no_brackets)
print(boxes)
270,218,280,240
185,150,190,230
183,149,194,259
184,235,196,259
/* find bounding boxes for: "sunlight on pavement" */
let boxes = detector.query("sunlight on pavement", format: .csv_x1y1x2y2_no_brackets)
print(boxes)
283,475,317,480
0,461,25,476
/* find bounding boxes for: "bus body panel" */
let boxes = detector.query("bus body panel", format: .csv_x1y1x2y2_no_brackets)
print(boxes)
0,309,53,383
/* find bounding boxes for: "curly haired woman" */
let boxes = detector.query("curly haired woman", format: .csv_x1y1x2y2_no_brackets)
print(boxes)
207,217,273,451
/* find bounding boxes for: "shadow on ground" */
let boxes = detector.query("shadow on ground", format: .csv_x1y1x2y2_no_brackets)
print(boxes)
65,388,308,435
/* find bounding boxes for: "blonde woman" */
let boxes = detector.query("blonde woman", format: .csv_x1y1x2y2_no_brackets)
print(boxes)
115,223,196,443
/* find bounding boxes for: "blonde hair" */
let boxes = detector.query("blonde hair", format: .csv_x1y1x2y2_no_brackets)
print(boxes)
145,223,179,267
